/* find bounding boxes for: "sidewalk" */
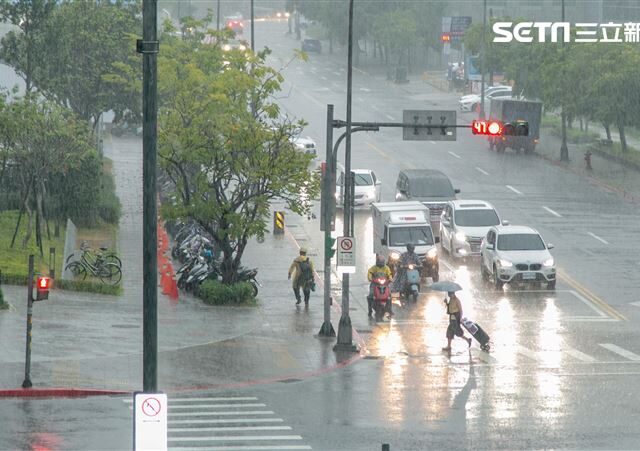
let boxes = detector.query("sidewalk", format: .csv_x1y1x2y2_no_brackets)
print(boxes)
0,135,364,397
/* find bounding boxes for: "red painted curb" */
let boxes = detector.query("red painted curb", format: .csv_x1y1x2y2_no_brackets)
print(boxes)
0,388,130,398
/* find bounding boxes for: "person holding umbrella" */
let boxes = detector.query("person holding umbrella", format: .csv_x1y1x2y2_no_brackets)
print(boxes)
430,281,472,351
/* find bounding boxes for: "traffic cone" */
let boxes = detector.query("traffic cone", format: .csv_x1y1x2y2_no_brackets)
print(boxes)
168,278,179,301
162,270,172,295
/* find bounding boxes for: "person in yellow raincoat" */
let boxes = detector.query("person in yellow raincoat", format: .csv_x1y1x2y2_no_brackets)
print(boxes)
288,248,315,306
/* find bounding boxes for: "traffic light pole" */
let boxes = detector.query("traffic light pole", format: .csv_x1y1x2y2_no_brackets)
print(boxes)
21,255,34,389
480,0,487,119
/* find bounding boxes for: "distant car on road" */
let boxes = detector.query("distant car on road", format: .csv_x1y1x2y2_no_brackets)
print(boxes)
290,135,317,156
301,39,321,53
335,165,382,208
225,15,244,35
459,87,512,112
480,225,556,290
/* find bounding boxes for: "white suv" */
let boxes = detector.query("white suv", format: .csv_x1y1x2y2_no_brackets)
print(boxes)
480,225,556,290
440,200,506,258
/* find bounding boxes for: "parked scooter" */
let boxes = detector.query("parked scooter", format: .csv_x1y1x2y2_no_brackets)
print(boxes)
369,275,391,322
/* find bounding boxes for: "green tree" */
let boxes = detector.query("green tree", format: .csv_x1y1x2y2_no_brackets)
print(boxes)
0,0,56,93
158,34,319,283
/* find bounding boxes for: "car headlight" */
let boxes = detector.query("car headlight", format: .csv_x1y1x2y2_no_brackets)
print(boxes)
543,257,554,267
390,252,400,261
427,248,437,258
498,258,513,267
454,231,466,242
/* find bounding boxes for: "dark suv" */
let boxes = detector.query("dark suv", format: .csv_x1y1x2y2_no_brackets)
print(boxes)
395,169,460,237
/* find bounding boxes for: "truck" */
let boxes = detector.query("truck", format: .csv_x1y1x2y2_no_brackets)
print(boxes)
372,201,439,282
488,98,543,154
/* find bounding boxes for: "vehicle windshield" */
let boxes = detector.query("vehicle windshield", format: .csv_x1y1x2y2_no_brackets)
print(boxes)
497,233,546,251
389,226,434,246
455,209,500,227
354,173,373,186
410,178,454,197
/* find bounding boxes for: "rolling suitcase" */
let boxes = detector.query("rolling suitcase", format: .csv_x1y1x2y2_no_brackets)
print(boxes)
461,317,491,352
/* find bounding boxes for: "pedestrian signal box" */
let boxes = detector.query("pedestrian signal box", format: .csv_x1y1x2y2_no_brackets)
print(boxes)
35,276,52,301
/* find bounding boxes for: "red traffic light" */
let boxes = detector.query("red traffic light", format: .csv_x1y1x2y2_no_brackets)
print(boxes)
441,33,451,42
471,120,503,136
37,276,52,290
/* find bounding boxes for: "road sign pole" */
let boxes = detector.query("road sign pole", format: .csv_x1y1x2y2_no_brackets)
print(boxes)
319,104,335,338
22,255,34,389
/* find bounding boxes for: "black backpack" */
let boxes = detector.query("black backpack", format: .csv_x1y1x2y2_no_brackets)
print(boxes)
298,259,313,284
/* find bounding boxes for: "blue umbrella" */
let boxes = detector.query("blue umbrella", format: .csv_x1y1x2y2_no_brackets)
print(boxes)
429,281,463,292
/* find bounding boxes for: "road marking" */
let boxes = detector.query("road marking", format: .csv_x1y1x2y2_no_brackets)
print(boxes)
359,87,371,92
599,344,640,361
505,185,523,195
631,301,640,308
371,104,380,111
543,206,563,217
587,232,609,245
298,89,324,109
559,270,626,321
475,167,489,175
320,75,327,80
171,447,311,451
471,348,498,364
123,397,259,403
168,435,303,442
169,403,267,409
564,348,597,363
430,141,436,144
333,71,341,76
385,114,395,121
517,345,542,361
169,419,285,425
169,411,275,417
170,426,292,432
448,151,461,159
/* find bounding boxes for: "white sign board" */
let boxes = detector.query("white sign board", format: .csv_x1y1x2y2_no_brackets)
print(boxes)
337,236,356,274
134,393,168,451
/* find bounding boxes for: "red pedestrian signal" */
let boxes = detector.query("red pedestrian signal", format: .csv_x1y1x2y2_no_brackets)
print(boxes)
471,120,503,136
35,276,52,301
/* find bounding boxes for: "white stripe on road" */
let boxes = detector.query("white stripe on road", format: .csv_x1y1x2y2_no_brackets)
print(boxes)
168,435,303,442
471,348,498,364
169,411,275,417
448,151,461,159
169,403,267,409
517,345,541,361
170,426,292,432
360,87,371,92
475,167,489,175
599,344,640,361
564,348,597,363
505,185,523,195
430,141,436,144
171,446,311,451
123,397,259,403
588,232,609,245
631,301,640,308
320,75,327,80
385,114,395,121
169,419,284,425
543,206,563,217
371,104,380,111
333,71,341,76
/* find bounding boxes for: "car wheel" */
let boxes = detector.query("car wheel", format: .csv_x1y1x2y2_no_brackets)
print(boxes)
480,261,489,281
493,266,504,290
547,280,556,290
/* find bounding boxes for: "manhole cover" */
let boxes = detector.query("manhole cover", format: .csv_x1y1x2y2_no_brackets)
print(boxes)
279,378,302,383
111,324,140,329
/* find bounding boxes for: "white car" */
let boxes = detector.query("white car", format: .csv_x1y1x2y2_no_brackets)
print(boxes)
336,166,381,208
459,85,509,103
459,87,512,112
480,225,556,290
440,200,507,258
290,136,317,156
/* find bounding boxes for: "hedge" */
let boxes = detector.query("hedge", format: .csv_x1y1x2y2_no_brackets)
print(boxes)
0,272,121,296
197,280,256,306
0,286,7,310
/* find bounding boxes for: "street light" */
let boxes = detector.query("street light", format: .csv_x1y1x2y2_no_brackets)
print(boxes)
480,0,487,119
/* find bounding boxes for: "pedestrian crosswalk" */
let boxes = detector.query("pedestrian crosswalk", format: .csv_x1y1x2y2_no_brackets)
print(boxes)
124,396,312,450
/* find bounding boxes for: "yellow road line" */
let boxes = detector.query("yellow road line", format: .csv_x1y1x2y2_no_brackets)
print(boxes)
558,268,626,321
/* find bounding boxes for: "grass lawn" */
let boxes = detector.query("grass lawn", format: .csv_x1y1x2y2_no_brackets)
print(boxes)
75,221,118,253
0,210,66,281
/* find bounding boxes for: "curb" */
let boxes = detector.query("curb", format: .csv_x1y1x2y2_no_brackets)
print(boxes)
0,387,130,398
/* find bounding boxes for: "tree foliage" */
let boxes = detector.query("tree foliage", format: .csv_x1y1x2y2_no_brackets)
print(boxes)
158,20,319,283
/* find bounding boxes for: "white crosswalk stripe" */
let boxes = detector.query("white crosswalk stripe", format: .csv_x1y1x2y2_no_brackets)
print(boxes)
124,395,312,450
599,343,640,361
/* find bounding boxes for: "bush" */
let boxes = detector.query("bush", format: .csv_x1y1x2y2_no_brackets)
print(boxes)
97,171,121,225
0,272,121,296
0,286,6,309
197,280,256,305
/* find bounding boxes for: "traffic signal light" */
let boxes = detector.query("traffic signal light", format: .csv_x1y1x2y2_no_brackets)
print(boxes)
35,276,52,301
441,33,451,43
471,120,529,136
326,236,336,259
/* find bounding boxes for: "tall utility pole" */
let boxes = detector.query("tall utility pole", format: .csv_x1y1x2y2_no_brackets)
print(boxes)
250,0,255,50
334,0,357,353
216,0,220,31
560,0,569,161
139,0,159,393
479,0,487,119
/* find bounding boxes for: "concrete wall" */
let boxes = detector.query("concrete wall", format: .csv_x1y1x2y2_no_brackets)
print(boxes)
62,218,77,280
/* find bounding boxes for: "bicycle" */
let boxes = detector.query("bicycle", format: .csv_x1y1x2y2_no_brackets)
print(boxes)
65,247,122,285
66,241,122,269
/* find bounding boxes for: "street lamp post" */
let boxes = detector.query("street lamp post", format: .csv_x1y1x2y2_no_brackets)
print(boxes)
560,0,569,161
250,0,255,51
216,0,220,31
480,0,487,119
334,0,358,353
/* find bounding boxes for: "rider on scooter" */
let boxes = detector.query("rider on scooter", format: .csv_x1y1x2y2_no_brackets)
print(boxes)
367,254,393,317
391,244,422,297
